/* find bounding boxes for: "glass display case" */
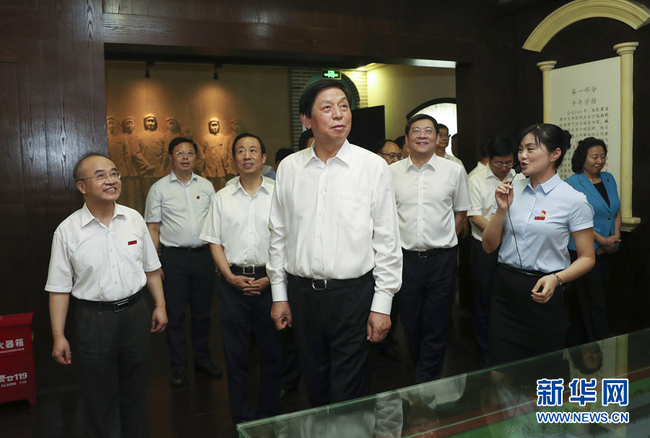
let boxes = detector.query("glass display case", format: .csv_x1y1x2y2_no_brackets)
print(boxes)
238,329,650,437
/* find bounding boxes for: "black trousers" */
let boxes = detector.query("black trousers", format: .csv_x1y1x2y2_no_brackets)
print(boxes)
75,293,151,438
219,274,282,423
470,237,499,359
160,246,215,370
288,271,375,407
489,265,567,366
400,247,456,384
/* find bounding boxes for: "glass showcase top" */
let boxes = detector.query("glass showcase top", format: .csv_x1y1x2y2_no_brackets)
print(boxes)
238,329,650,437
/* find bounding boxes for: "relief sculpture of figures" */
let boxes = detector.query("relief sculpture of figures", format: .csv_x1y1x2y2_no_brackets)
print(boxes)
162,117,182,176
221,119,239,180
121,116,146,213
200,117,228,190
107,116,127,177
137,113,166,200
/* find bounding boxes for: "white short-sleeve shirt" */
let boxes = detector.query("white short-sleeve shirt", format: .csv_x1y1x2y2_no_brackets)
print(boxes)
144,171,215,248
200,176,274,267
45,203,161,301
390,154,471,250
498,173,594,273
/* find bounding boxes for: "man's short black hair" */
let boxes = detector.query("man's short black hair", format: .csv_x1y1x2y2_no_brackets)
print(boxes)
275,148,294,164
231,133,266,158
486,136,515,159
438,123,449,132
299,80,352,118
404,114,439,136
298,129,314,150
393,135,406,149
375,139,399,154
168,137,198,155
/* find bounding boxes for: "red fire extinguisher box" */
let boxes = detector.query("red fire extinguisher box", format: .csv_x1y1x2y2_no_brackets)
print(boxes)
0,312,36,405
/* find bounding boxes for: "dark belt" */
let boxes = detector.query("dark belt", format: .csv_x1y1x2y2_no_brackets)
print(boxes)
402,247,454,259
293,271,371,291
499,263,548,278
230,265,267,276
163,245,209,253
76,290,142,313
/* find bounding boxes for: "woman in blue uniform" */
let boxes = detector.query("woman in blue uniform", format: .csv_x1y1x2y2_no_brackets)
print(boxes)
565,137,619,343
482,124,595,366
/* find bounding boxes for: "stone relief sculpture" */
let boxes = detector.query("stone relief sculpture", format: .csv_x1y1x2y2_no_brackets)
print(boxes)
120,116,145,213
200,117,230,190
107,116,128,177
108,110,247,197
137,113,166,200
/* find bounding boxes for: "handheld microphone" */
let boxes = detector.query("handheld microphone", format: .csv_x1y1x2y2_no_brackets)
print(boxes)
507,165,523,269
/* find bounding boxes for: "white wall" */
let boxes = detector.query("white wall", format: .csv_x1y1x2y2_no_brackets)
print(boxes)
368,65,456,140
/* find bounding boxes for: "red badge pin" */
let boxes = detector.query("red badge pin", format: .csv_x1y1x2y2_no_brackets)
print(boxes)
197,195,200,199
128,240,137,245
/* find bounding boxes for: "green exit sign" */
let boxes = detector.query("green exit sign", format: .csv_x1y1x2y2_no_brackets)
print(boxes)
321,69,341,79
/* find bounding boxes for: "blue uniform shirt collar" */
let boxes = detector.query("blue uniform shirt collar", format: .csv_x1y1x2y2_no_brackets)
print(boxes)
525,172,562,194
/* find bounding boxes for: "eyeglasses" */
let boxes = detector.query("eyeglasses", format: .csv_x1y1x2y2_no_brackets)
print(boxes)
492,161,514,168
410,128,435,136
174,150,196,156
378,152,403,160
79,171,121,182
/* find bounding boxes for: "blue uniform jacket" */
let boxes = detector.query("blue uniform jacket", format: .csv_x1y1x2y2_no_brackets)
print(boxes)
565,171,620,252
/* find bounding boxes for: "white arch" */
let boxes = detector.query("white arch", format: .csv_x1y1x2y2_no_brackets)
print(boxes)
523,0,650,52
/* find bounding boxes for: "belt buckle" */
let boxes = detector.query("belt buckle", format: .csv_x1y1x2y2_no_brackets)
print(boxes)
418,251,429,259
114,298,129,312
311,279,327,290
243,266,255,275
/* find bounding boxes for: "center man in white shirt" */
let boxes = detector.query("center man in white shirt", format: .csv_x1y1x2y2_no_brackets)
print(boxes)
268,79,402,407
145,137,220,386
467,136,521,368
391,114,471,384
200,133,283,424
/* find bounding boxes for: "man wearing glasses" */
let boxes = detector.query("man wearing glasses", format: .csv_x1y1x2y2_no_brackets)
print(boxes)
391,114,471,384
376,139,403,165
436,123,464,167
46,153,167,436
467,136,522,369
145,137,220,386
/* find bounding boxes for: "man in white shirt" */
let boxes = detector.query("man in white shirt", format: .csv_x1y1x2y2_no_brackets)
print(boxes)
145,137,220,386
391,114,471,384
46,153,167,437
268,79,402,407
376,139,403,165
201,133,282,424
436,123,464,167
467,136,520,368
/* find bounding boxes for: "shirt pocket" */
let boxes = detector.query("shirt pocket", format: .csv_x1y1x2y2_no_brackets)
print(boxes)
123,238,144,272
336,192,370,229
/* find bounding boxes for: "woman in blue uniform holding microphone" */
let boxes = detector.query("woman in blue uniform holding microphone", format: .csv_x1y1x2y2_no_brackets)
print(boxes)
482,124,595,366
